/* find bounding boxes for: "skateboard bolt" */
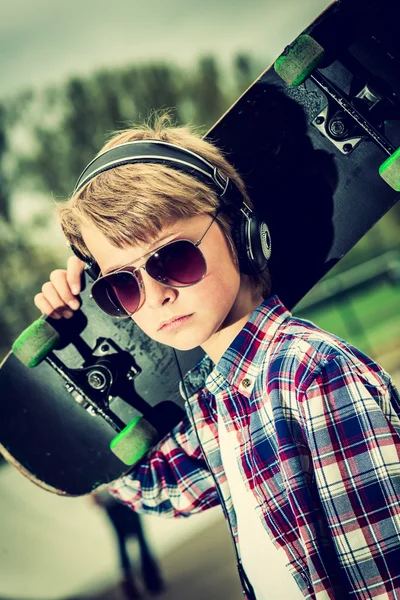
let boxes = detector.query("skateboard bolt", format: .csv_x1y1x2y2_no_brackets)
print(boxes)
127,367,137,381
343,143,353,154
315,116,325,125
329,119,347,138
88,370,107,390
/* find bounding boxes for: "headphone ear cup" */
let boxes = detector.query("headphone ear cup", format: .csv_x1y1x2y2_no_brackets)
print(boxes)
248,213,271,273
230,212,271,276
230,215,252,275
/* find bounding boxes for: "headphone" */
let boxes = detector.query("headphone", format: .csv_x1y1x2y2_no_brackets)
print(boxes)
72,140,271,276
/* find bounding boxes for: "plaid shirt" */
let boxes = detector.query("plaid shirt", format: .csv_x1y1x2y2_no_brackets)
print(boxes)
109,295,400,599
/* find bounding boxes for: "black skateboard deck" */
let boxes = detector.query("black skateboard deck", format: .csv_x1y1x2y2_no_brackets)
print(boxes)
208,0,400,308
1,0,399,496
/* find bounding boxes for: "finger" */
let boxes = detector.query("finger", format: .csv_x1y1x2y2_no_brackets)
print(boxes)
66,255,85,296
41,281,75,318
49,270,80,310
34,293,63,320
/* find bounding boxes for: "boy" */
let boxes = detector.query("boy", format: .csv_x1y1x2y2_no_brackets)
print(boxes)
35,115,400,599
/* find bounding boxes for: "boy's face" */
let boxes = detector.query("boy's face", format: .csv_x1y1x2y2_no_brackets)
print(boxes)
81,213,262,362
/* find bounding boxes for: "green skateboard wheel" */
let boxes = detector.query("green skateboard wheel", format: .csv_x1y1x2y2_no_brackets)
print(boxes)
274,35,325,87
379,147,400,191
110,416,159,466
12,318,60,368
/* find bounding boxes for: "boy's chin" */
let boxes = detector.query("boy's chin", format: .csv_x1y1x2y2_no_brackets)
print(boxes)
167,339,202,352
156,332,207,352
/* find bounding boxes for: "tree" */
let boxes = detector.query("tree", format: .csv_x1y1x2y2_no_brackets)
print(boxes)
0,104,10,222
191,56,227,129
233,53,256,98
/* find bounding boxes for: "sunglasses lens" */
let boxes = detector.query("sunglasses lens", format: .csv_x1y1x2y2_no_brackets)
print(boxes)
146,240,206,286
92,271,140,317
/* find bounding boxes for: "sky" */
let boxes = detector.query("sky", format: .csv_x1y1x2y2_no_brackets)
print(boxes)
1,0,331,100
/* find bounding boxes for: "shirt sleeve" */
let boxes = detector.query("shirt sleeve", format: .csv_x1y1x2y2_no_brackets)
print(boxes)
108,409,220,518
302,354,400,598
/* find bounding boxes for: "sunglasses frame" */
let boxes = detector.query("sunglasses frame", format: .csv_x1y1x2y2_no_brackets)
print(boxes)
90,212,219,318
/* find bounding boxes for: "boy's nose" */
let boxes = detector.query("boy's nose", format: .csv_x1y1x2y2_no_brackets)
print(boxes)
140,269,178,308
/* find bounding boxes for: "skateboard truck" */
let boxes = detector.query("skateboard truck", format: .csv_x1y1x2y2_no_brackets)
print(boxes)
313,105,363,154
57,337,141,417
312,83,385,154
12,316,183,466
274,34,400,191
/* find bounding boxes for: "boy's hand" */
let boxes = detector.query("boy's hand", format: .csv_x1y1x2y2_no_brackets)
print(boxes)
34,256,85,320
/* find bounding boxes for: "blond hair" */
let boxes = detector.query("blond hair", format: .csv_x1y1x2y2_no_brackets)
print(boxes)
57,113,271,298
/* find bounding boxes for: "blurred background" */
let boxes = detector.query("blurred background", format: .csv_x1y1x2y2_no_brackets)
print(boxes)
0,0,399,598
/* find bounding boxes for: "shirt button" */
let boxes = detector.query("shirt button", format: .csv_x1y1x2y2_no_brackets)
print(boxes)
240,377,253,391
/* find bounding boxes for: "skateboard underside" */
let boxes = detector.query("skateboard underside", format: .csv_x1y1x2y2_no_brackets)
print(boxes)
208,0,400,308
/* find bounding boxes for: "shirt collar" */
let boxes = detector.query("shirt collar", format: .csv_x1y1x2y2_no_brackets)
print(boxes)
181,295,291,400
206,295,291,397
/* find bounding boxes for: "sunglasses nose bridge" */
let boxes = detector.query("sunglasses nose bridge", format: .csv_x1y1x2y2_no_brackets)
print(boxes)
138,268,180,313
139,262,163,288
139,263,171,289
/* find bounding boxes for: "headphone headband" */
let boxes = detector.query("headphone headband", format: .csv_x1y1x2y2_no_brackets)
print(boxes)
74,140,235,200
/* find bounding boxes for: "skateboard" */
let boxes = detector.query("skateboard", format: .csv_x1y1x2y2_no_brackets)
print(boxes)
1,0,399,496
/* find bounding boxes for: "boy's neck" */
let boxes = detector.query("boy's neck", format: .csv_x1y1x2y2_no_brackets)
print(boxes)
201,277,264,364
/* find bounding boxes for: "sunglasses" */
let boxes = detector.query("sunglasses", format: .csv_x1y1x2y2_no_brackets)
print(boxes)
91,213,218,317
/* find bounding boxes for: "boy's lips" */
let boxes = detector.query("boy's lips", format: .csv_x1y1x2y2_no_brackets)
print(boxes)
158,314,194,331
